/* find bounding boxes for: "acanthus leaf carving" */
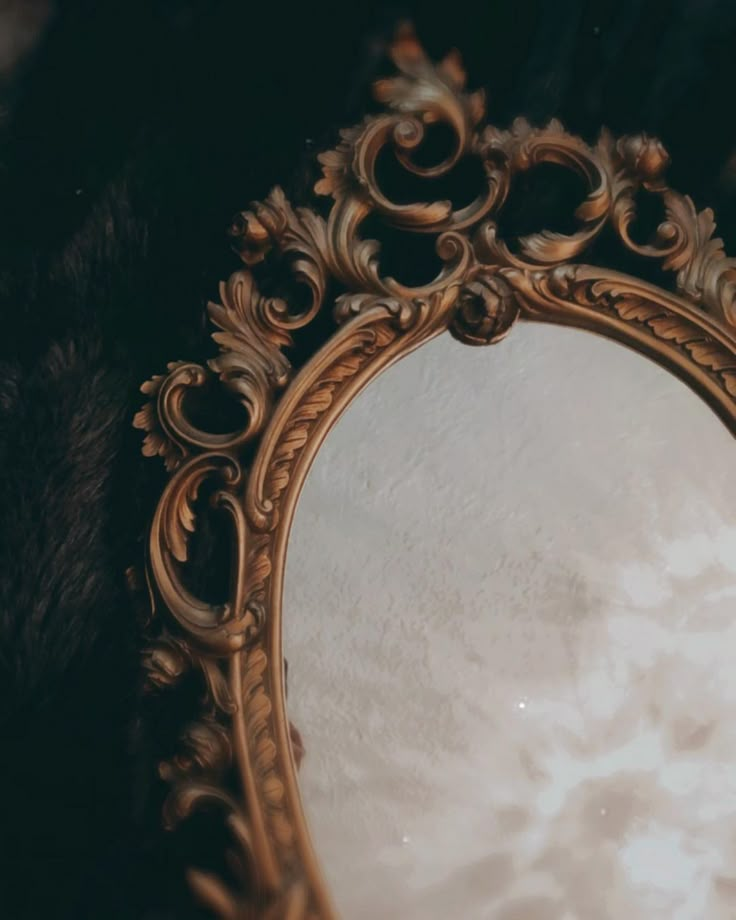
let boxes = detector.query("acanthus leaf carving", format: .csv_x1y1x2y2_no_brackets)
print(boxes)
207,271,293,442
134,360,198,472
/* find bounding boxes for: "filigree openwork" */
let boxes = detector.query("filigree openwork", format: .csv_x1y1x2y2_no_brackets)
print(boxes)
134,24,736,918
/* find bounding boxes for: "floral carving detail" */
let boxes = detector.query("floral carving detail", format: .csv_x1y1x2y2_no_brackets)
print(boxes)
665,196,736,325
616,132,670,184
207,271,294,442
134,360,193,471
451,274,519,345
372,23,485,146
314,121,370,199
316,24,487,234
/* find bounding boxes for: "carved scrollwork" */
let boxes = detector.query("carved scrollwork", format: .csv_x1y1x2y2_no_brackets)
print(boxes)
476,117,611,267
316,25,487,230
135,23,736,920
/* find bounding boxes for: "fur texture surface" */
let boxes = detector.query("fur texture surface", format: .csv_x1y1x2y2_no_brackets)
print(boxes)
1,2,736,917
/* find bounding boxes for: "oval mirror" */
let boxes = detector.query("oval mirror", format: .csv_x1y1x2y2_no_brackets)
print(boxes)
284,325,736,919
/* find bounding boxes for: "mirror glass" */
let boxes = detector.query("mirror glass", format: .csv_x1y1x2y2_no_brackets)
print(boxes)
283,324,736,920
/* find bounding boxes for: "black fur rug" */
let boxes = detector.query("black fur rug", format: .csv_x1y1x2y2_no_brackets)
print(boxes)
1,2,735,917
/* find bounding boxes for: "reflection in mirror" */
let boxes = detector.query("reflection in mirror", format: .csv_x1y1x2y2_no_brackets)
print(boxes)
283,325,736,920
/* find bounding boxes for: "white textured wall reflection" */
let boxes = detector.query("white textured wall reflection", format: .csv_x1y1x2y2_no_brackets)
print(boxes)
283,324,736,920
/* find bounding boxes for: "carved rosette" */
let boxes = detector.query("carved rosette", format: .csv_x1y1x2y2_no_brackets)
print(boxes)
450,274,519,345
135,22,736,920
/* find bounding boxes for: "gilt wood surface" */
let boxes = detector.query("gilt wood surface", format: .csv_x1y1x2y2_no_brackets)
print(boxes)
134,25,736,918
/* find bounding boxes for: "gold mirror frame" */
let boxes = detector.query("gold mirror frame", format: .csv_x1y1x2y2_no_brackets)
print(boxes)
133,25,736,919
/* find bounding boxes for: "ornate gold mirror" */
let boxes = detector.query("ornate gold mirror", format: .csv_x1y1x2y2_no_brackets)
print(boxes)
134,26,736,918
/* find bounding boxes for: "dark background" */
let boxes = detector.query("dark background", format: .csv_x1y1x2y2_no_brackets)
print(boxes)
1,1,735,917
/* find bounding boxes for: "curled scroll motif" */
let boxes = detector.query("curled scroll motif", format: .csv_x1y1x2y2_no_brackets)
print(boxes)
134,187,330,471
475,117,611,266
315,25,488,230
136,23,736,920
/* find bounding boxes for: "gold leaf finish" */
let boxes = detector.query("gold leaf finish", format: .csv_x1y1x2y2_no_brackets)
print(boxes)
136,24,736,918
